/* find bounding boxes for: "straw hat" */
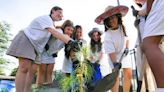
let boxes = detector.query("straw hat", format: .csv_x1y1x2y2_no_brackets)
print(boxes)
88,28,103,38
95,5,129,24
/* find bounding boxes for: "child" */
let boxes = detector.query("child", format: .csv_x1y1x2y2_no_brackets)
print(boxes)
95,5,132,92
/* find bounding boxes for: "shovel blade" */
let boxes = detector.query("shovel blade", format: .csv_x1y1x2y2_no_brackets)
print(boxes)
93,64,121,92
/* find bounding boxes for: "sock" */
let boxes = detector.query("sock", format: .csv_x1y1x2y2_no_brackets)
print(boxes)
156,88,164,92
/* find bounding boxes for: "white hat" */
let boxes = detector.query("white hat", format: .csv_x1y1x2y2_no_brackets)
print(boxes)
88,28,103,38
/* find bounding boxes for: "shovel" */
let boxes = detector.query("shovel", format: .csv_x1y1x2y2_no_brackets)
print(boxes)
92,49,127,92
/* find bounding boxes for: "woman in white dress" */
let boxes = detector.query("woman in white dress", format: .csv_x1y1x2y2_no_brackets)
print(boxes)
95,5,132,92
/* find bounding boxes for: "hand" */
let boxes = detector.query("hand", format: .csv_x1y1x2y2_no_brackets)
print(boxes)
131,6,138,17
67,40,80,52
113,62,122,69
93,62,100,67
65,40,80,59
124,48,129,56
133,9,139,17
134,19,140,27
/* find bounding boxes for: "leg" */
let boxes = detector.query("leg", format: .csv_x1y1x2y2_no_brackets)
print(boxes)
24,63,37,92
123,68,132,92
143,36,164,87
15,58,32,92
45,64,54,84
36,64,47,87
112,76,119,92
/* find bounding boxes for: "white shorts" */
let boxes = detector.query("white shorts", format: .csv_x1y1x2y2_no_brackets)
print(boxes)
121,53,132,68
108,53,132,69
40,51,55,64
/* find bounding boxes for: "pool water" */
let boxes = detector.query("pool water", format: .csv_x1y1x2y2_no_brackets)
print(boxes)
0,80,15,92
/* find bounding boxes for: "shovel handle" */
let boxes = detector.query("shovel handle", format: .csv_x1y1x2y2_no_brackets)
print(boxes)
118,49,127,63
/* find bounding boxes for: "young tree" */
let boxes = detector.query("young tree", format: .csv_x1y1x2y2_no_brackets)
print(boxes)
0,21,12,75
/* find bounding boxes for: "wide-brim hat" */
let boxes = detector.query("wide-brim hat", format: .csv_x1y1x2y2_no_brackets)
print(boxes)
88,28,103,38
95,5,129,25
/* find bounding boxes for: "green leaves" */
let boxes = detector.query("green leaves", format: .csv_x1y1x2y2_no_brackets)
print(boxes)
0,21,12,56
60,45,94,92
0,21,13,76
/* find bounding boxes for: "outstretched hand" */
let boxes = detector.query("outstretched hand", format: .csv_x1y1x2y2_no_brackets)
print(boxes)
133,9,139,17
67,40,80,52
124,48,129,56
113,62,122,70
65,40,80,59
131,6,138,17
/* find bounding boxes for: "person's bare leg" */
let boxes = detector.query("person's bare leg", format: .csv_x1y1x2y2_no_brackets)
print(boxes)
15,58,32,92
46,64,54,84
143,36,164,87
24,63,37,92
36,64,46,87
123,68,132,92
36,65,42,87
112,76,119,92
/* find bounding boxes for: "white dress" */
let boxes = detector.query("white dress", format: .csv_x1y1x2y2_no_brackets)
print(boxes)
103,28,131,69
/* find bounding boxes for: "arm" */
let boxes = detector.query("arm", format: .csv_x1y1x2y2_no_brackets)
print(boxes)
47,28,71,44
126,39,129,48
147,0,154,15
99,51,103,61
108,52,117,63
124,38,129,55
138,9,147,16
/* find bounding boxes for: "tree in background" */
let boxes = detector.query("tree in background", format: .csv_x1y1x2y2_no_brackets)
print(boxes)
0,21,12,55
0,21,13,75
